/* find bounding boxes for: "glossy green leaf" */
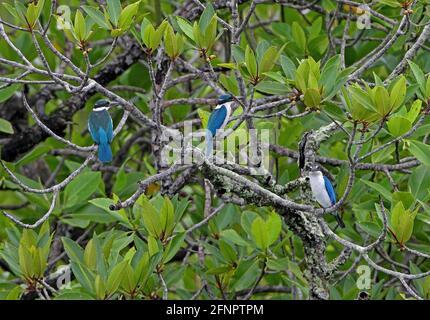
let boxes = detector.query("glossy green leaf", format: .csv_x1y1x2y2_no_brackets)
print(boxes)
106,0,121,26
118,1,140,30
387,116,411,137
73,10,86,41
304,88,321,108
408,140,430,166
389,76,406,112
391,201,417,245
245,45,258,79
251,217,268,250
82,6,111,29
0,118,14,134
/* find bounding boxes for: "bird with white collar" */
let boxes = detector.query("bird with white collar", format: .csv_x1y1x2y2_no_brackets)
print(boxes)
308,165,345,228
88,99,118,163
205,94,234,158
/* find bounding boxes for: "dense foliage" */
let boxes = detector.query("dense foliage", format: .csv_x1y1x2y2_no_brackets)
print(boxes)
1,0,430,300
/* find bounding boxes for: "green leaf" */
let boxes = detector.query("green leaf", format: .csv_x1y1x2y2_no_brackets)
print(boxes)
18,244,33,278
160,196,175,238
207,265,231,275
266,212,282,246
120,263,136,293
176,17,194,41
295,58,316,93
82,6,111,29
139,197,162,238
73,10,86,41
280,55,296,79
95,275,106,299
83,239,97,270
391,201,417,245
266,257,288,272
231,45,245,64
106,0,121,27
259,46,279,74
147,235,160,256
360,179,392,201
198,109,210,128
63,171,102,209
251,217,268,250
219,240,237,263
3,3,19,21
408,140,430,166
14,1,27,25
141,19,155,48
26,0,45,28
349,85,377,113
292,22,306,53
307,34,328,55
164,24,183,59
245,45,258,79
256,40,270,63
0,118,14,134
106,260,127,295
255,81,289,95
62,237,84,264
192,21,203,48
89,197,131,227
303,88,321,108
392,191,415,209
373,86,390,116
409,165,430,200
163,233,185,263
220,229,249,246
203,15,217,50
0,84,21,103
319,55,340,97
231,260,260,290
426,76,430,99
387,116,411,137
153,21,168,49
408,60,425,99
406,100,422,124
118,1,140,30
389,76,406,112
358,221,382,238
198,2,215,32
70,261,95,293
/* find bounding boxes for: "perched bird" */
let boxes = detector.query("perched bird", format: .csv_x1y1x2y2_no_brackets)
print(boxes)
308,166,345,228
88,99,115,163
205,94,234,158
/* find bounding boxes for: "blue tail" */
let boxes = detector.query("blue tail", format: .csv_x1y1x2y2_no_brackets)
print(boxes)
97,127,112,163
98,142,112,163
205,130,214,158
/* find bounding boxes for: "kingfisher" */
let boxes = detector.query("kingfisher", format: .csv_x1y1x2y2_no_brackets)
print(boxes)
308,165,345,229
205,94,234,158
88,99,115,163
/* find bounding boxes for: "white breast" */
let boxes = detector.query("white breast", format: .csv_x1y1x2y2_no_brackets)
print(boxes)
309,173,332,208
216,101,233,131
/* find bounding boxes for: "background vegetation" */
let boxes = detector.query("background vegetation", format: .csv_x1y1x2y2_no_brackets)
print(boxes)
1,0,430,300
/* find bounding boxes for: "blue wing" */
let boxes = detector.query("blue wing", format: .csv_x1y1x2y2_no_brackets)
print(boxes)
88,110,113,144
88,115,100,144
207,105,227,136
106,116,113,143
323,176,336,206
